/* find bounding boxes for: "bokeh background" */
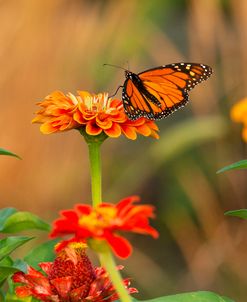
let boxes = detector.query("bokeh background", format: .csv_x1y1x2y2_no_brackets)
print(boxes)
0,0,247,301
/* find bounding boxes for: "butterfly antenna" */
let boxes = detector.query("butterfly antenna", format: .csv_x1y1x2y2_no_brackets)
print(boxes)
103,63,128,71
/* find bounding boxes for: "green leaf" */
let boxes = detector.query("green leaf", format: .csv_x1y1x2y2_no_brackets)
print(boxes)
0,255,13,267
5,292,34,301
0,208,17,230
0,260,27,285
12,259,28,272
1,211,50,233
225,209,247,219
138,291,234,302
0,266,20,283
0,258,27,289
0,256,13,287
217,159,247,173
24,239,59,269
0,148,21,159
0,236,33,261
0,289,4,301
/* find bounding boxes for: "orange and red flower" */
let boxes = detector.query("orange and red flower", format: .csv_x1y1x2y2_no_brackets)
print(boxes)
230,97,247,142
12,241,137,302
50,196,159,258
33,90,159,140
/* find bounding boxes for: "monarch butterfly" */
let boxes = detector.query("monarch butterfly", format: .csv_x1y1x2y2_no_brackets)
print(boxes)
121,63,212,120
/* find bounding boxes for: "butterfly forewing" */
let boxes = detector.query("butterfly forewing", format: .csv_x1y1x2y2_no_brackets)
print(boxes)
122,62,212,120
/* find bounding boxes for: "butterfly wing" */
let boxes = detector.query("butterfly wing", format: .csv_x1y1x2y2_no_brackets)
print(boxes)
122,63,212,120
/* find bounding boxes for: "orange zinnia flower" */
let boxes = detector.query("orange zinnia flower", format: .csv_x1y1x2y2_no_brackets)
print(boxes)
33,90,159,140
230,97,247,142
50,196,159,258
12,241,137,302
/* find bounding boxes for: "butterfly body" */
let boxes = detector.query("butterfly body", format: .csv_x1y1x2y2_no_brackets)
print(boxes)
122,63,212,120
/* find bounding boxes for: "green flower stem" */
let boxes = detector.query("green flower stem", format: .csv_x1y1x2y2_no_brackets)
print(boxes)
99,249,132,302
80,130,107,207
88,141,102,207
81,130,130,302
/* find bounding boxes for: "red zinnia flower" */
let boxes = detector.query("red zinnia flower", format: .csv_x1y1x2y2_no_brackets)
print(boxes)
32,90,159,140
50,196,159,258
12,242,137,302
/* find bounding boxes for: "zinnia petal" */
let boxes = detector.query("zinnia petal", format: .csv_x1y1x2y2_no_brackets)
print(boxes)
121,125,137,140
33,90,159,140
104,232,133,258
12,242,137,301
51,276,72,298
50,196,158,258
86,121,102,136
104,123,122,138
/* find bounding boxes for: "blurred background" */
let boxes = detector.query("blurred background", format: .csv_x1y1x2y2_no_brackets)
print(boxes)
0,0,247,301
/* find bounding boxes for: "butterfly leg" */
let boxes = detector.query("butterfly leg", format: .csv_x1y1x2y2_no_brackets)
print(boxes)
109,85,123,98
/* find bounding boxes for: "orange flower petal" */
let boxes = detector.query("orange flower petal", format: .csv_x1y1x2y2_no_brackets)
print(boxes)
231,98,247,122
121,126,137,140
136,124,152,136
86,121,102,136
73,109,86,124
40,123,58,134
96,116,113,129
147,121,159,131
33,90,159,140
104,123,122,138
150,129,160,139
242,126,247,142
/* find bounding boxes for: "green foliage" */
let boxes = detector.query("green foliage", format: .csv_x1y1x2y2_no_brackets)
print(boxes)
217,159,247,173
24,239,59,269
0,148,21,159
0,208,51,293
0,210,50,233
5,293,35,301
0,237,33,261
0,257,27,287
138,291,234,302
225,209,247,219
0,208,17,228
0,263,26,284
0,289,4,301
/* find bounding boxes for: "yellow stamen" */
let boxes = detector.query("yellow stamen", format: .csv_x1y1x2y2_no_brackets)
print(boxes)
79,207,117,231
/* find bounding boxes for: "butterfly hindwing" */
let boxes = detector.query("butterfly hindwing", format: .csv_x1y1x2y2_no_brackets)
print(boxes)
122,62,212,120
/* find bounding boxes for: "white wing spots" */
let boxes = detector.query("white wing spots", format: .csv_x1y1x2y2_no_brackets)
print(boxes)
173,65,182,71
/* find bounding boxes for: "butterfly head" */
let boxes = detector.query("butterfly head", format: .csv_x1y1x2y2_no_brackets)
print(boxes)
125,70,141,85
125,70,134,79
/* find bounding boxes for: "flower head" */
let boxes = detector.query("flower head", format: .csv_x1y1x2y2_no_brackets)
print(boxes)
50,196,159,258
12,241,137,302
230,97,247,142
33,90,159,140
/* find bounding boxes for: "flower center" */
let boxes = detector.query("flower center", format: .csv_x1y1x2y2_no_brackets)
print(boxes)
79,207,117,232
80,92,116,114
48,243,96,299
